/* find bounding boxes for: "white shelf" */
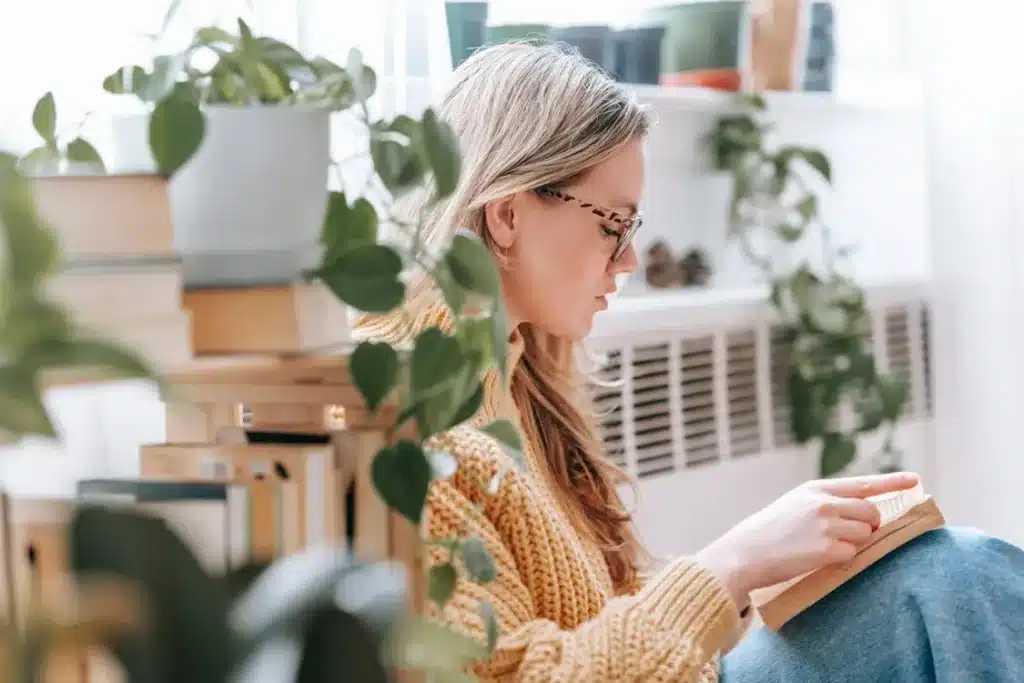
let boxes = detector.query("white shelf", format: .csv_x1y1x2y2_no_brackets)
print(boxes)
625,84,923,115
589,276,931,340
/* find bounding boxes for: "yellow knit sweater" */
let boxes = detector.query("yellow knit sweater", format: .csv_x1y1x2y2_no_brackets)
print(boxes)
363,304,747,681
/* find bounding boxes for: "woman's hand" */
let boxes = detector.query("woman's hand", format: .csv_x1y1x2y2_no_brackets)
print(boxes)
695,471,920,612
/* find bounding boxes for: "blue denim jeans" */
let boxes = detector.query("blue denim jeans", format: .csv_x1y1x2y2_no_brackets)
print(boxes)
720,527,1024,682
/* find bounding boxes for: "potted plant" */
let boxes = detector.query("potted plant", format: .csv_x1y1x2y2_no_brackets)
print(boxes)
641,1,747,90
96,17,376,288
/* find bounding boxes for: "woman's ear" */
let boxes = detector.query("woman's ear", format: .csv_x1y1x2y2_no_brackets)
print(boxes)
483,194,517,249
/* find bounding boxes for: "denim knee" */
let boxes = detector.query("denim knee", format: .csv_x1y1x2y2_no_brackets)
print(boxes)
875,526,1019,593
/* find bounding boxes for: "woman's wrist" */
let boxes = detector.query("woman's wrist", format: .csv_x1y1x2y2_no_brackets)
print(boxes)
695,543,752,614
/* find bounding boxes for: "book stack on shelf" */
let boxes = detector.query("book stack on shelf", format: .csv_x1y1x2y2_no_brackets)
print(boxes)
32,174,193,371
1,174,416,682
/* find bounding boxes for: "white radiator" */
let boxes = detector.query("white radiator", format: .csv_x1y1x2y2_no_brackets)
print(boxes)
587,279,934,556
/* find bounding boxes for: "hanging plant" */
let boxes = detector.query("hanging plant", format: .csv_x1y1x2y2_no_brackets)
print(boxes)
706,93,908,477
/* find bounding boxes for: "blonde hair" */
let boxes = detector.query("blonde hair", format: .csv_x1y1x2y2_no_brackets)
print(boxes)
360,42,651,589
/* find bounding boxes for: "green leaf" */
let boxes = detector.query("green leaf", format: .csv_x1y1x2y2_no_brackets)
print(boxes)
800,149,831,183
445,230,501,299
32,92,57,143
411,328,465,400
490,295,509,380
371,440,432,524
776,223,802,243
309,56,345,77
788,372,826,444
296,607,391,682
856,386,885,433
447,381,484,429
739,92,766,111
102,66,150,96
144,53,187,102
878,372,908,421
427,450,457,480
254,60,289,100
19,145,59,173
209,65,244,104
420,108,461,197
371,117,427,194
345,48,376,102
149,95,205,176
196,26,235,46
256,37,315,82
386,616,486,671
821,433,856,477
0,367,56,438
0,176,61,288
796,195,817,220
456,318,494,372
780,146,831,184
479,419,523,465
320,192,378,265
22,338,154,381
428,563,458,606
69,504,236,683
460,537,496,584
237,18,256,46
65,138,105,171
435,267,467,318
316,243,404,313
350,341,397,412
408,328,475,436
480,601,499,653
1,296,71,352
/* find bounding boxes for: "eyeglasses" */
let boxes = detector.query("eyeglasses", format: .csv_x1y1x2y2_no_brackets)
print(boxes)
535,186,643,262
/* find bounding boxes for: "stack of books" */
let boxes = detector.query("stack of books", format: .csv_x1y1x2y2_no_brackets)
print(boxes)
32,174,192,370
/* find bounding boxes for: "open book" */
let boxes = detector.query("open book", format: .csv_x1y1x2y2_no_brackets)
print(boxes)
749,483,946,631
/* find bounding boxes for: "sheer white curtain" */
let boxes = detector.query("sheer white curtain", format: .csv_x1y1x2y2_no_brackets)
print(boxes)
912,2,1024,546
0,0,445,157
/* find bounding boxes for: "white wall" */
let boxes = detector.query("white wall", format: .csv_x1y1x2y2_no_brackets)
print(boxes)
0,380,165,498
628,87,931,291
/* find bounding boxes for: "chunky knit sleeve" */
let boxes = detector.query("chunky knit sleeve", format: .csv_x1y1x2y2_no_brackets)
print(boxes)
423,432,742,683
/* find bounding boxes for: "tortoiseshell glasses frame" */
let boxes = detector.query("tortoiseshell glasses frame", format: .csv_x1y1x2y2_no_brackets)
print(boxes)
535,186,643,262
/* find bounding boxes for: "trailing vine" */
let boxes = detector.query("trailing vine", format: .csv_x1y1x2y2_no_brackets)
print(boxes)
706,93,908,477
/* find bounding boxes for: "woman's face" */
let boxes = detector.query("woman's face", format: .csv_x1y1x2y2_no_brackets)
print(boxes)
487,137,644,341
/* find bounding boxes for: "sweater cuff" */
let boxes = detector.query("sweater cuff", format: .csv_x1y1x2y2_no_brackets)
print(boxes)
634,555,741,655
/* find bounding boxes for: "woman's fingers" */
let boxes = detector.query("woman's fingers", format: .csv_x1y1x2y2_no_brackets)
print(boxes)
828,496,882,529
824,517,875,543
814,471,919,499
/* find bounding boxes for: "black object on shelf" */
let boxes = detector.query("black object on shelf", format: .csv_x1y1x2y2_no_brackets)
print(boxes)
552,25,615,72
612,26,666,85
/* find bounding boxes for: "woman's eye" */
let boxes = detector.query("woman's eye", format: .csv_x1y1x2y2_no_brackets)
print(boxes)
600,225,620,239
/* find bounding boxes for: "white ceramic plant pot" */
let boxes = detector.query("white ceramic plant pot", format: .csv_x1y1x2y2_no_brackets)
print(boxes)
110,106,331,287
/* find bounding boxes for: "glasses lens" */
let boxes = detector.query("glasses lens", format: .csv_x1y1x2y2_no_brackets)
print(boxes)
613,217,641,261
